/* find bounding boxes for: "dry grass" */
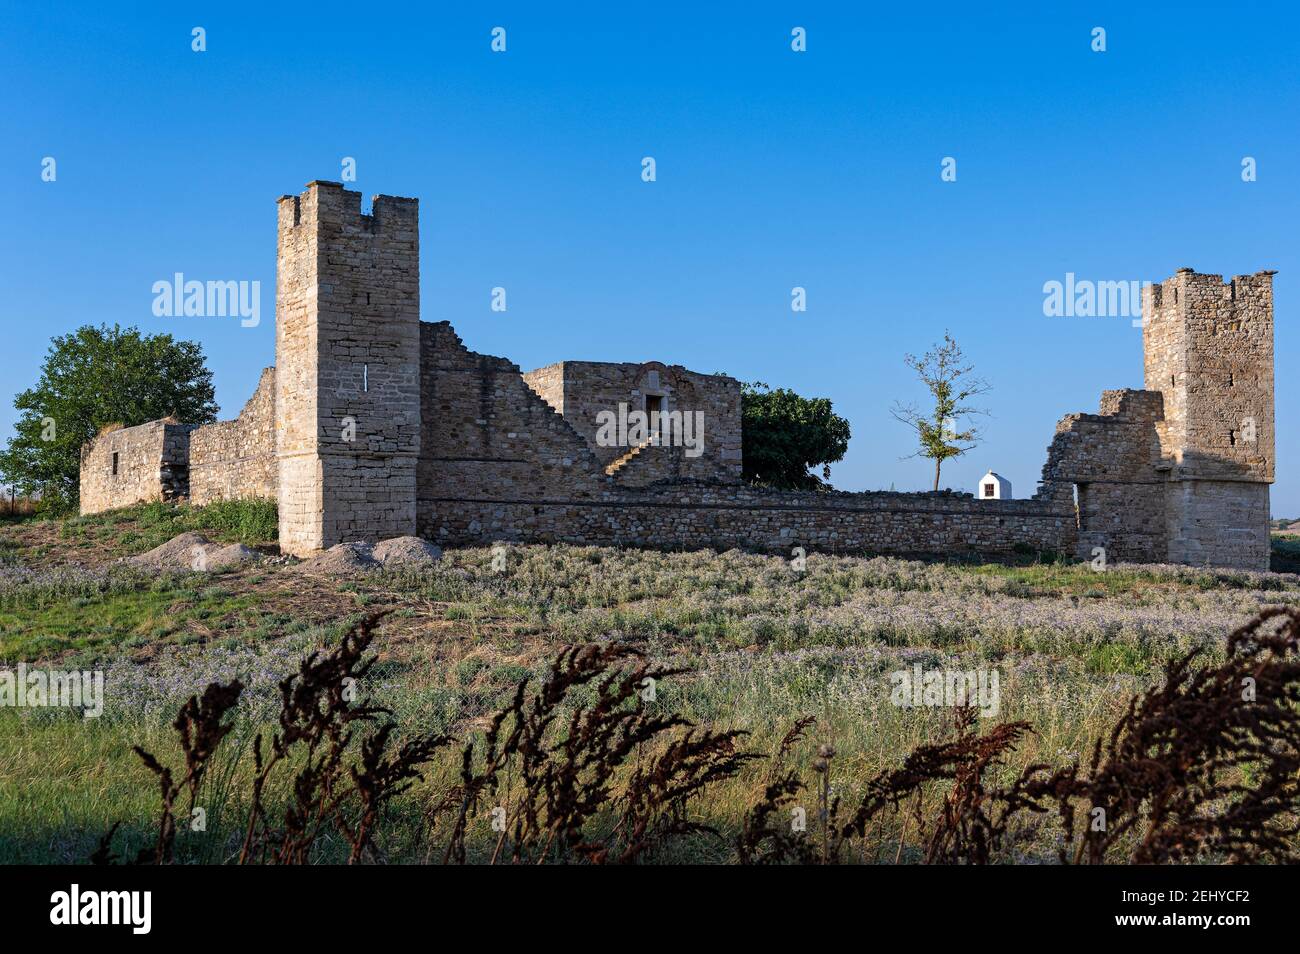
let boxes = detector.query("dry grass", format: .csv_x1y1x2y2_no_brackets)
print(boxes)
3,506,1300,863
94,608,1300,864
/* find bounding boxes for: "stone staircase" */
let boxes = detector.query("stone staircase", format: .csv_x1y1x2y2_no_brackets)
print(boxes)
604,437,657,477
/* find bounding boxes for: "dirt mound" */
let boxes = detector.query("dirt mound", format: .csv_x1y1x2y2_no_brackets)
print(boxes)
207,543,261,570
288,537,442,575
290,542,379,576
127,532,262,572
128,532,214,570
372,536,443,567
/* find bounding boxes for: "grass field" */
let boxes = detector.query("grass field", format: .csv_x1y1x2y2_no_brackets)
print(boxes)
2,501,1299,864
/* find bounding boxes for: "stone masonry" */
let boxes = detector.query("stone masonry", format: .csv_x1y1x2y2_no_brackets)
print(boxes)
274,182,421,555
1040,270,1276,570
77,182,1278,570
522,360,743,485
417,321,1073,557
189,367,277,505
80,419,193,515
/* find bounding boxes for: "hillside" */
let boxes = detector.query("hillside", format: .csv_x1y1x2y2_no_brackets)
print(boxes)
2,501,1300,863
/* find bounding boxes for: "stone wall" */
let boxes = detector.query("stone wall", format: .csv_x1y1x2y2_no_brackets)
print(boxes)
1147,270,1274,570
523,359,743,483
418,322,608,510
275,182,421,555
422,325,1075,557
190,367,277,505
1040,389,1168,563
1144,269,1275,482
422,481,1074,558
1165,479,1271,570
78,180,1273,573
79,420,193,515
520,363,565,416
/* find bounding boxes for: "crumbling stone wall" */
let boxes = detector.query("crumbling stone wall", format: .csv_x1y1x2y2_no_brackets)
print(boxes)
190,367,277,505
415,269,1272,568
275,182,421,556
1040,390,1167,563
520,363,565,417
418,322,608,515
79,420,193,515
523,360,742,483
421,325,1075,557
76,181,1274,573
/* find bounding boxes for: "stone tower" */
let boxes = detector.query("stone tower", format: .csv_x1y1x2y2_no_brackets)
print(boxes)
274,181,421,556
1143,268,1275,568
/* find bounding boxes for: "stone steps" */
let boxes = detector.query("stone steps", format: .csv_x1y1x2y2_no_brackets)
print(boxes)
605,437,656,476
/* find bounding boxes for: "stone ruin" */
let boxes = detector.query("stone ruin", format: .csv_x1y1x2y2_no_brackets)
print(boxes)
79,181,1277,570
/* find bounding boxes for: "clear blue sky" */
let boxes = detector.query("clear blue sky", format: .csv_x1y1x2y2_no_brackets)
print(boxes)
2,2,1296,513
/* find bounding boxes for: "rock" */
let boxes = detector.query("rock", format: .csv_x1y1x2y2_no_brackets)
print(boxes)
127,531,214,570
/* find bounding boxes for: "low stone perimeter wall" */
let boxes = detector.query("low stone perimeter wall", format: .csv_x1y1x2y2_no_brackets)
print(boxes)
419,482,1077,558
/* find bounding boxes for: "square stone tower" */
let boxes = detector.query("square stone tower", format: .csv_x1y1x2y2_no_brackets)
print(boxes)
275,181,421,556
1143,268,1275,568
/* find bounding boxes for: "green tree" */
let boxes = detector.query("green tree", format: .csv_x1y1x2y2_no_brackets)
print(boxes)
0,325,218,513
740,381,851,490
890,331,990,491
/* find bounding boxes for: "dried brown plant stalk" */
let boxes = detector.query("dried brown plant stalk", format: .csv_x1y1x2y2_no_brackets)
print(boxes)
101,608,1300,865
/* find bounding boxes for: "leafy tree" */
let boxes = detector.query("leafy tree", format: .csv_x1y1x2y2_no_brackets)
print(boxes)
0,325,217,513
890,332,990,491
740,381,851,490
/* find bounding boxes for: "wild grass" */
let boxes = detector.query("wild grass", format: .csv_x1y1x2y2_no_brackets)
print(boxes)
2,514,1299,863
376,545,1299,672
58,499,278,553
68,607,1300,865
0,563,268,661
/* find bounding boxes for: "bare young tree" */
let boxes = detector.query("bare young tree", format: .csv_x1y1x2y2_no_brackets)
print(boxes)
890,332,990,491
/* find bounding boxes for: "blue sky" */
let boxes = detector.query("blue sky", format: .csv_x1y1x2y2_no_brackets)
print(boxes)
2,1,1296,513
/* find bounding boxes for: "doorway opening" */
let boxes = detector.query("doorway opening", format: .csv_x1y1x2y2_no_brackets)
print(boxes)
645,395,664,438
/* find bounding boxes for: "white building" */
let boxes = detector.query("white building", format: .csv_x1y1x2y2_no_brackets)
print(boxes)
978,470,1012,500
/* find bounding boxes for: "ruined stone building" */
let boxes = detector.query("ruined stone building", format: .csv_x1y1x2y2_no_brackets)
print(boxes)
1041,268,1276,570
79,182,1277,570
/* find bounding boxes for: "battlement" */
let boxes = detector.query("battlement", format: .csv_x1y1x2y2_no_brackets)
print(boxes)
1140,267,1275,488
276,181,419,233
1145,268,1276,313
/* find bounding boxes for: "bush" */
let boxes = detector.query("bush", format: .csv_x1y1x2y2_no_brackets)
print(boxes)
183,499,278,543
1271,535,1300,574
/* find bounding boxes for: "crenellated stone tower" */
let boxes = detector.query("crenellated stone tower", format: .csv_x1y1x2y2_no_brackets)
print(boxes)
1039,268,1275,571
1143,268,1275,568
274,181,421,556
